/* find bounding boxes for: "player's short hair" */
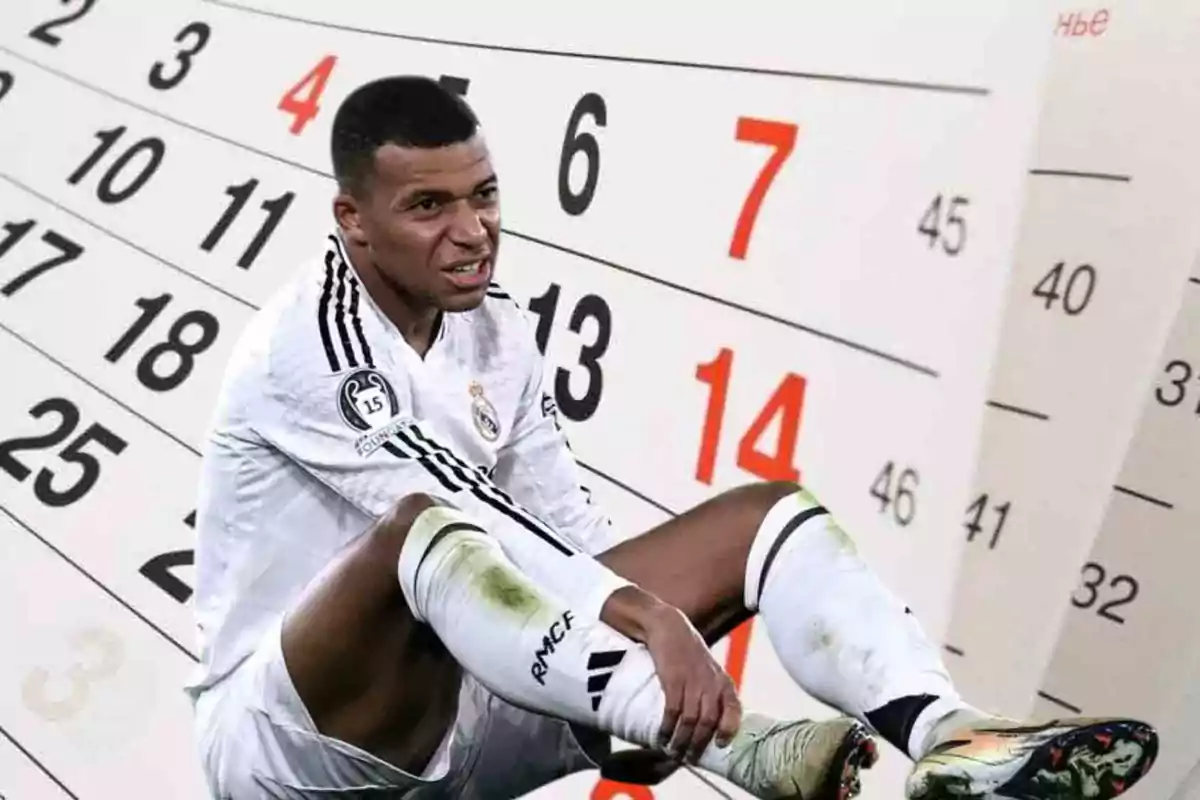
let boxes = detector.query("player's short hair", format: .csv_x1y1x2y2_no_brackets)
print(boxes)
331,75,480,196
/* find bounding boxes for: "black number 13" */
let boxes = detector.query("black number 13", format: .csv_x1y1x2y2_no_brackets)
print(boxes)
527,283,612,423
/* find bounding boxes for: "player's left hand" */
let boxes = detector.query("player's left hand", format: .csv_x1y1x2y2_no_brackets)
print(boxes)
642,604,742,763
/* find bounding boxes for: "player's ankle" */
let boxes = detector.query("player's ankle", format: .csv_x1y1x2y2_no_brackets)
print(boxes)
910,703,991,760
711,714,874,799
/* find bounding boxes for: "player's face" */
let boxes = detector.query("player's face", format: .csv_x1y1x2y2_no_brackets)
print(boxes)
344,134,500,313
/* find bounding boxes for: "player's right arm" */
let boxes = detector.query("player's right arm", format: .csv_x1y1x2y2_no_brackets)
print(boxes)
248,335,635,624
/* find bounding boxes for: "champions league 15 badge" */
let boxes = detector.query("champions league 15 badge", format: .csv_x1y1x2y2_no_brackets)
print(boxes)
338,369,400,432
338,369,409,456
469,381,501,442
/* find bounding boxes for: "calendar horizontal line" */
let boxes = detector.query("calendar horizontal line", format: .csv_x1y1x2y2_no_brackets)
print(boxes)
0,172,259,312
505,229,942,377
5,50,942,379
0,503,197,663
0,322,202,458
577,460,678,518
201,0,991,97
1114,484,1174,510
0,44,330,184
1037,690,1082,715
0,720,77,799
986,399,1050,420
943,644,965,656
1028,168,1131,183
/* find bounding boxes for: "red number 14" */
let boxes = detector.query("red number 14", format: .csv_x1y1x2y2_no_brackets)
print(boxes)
695,346,806,485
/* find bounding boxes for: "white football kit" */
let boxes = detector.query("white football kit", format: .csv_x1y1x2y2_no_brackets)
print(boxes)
187,232,635,798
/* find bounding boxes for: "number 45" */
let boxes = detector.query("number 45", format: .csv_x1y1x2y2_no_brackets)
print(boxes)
918,194,968,256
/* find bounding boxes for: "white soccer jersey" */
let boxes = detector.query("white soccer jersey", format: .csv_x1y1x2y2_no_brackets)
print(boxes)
185,232,632,699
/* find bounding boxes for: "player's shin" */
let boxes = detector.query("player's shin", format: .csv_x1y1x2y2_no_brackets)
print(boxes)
397,504,792,784
744,487,984,761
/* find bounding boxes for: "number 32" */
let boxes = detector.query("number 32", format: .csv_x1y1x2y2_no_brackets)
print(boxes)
1071,561,1138,625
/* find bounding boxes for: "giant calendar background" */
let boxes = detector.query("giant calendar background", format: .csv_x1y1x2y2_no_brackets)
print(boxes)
0,2,1198,799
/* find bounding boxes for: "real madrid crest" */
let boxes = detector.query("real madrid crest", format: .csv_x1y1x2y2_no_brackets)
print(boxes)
469,380,501,442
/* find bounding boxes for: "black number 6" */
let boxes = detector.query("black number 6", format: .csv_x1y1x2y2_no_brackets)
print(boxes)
558,93,607,216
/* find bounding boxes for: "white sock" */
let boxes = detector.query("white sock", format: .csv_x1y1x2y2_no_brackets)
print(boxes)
397,504,751,778
744,488,986,760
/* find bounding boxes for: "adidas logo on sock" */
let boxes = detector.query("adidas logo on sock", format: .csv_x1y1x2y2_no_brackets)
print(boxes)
586,649,626,711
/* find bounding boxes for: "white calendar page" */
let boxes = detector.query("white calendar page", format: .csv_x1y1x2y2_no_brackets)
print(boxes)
940,0,1200,718
1115,674,1200,799
1032,258,1200,798
1168,750,1200,800
0,2,1054,798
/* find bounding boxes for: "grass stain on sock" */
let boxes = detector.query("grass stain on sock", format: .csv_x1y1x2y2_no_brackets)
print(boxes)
476,562,545,617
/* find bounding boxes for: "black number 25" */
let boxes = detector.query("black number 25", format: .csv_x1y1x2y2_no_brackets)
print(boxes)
0,397,126,507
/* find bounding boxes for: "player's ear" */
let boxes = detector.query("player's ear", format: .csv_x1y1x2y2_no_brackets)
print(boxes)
333,191,369,248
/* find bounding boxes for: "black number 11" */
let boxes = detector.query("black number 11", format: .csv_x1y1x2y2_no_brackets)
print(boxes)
200,178,294,269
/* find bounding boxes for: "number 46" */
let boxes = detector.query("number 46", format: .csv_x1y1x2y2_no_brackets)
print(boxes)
871,461,918,526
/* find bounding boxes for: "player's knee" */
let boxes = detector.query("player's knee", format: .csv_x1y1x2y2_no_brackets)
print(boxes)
379,492,441,539
742,480,854,610
721,480,803,530
743,480,803,511
372,491,470,554
388,498,495,623
739,481,850,543
375,493,493,573
359,493,440,563
745,480,851,545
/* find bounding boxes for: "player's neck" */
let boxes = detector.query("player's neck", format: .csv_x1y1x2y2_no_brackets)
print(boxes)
344,243,441,358
386,299,442,359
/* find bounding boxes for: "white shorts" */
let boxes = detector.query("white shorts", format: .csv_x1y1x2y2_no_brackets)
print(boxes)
194,620,606,799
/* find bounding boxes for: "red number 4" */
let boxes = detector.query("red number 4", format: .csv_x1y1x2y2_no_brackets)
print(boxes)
729,118,799,260
279,55,338,135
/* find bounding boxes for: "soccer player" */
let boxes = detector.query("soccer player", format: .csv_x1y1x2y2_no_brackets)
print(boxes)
185,75,1158,800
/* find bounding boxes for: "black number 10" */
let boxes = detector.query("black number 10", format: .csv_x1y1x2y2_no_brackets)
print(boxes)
68,126,165,204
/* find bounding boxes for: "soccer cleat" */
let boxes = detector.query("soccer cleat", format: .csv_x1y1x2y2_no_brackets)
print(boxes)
905,717,1157,799
725,714,879,800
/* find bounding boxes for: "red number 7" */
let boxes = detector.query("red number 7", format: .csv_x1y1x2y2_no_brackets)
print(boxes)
729,118,798,260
